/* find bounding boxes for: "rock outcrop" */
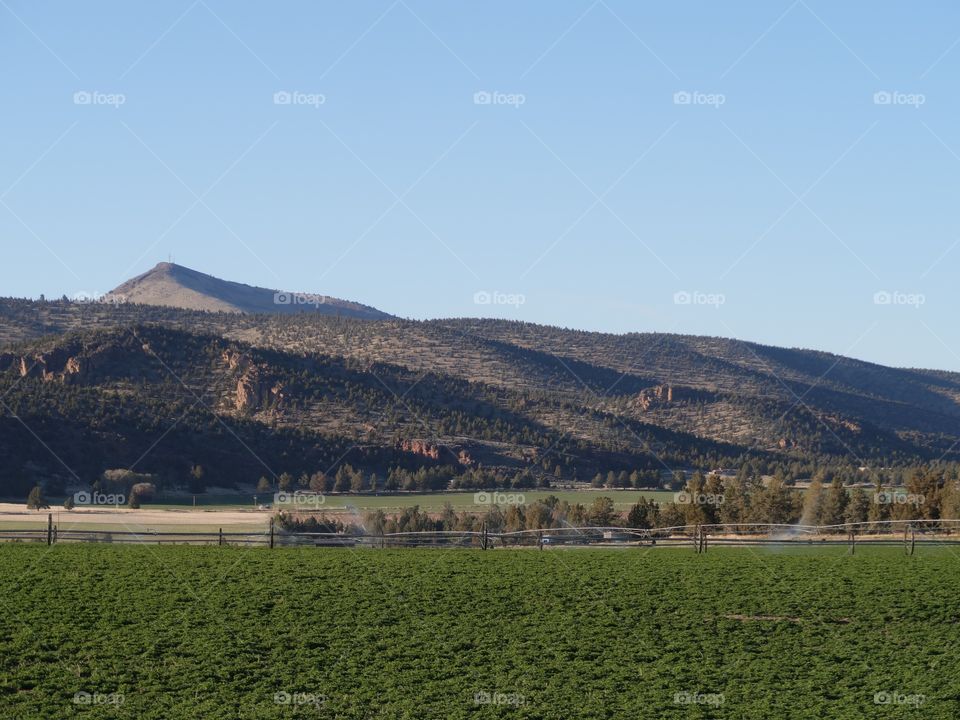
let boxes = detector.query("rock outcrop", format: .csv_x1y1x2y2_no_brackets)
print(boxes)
634,384,711,411
221,349,252,372
396,439,441,460
18,348,87,384
395,439,477,467
234,367,285,413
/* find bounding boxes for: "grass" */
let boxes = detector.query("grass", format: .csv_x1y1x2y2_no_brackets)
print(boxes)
0,544,958,718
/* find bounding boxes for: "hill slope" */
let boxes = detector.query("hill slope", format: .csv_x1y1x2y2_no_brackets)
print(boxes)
1,298,960,498
110,262,391,319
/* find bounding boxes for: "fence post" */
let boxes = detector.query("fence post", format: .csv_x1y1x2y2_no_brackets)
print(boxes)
47,514,52,546
219,528,223,547
269,517,275,549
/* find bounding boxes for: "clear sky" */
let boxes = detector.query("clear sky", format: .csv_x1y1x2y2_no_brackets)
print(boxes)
3,1,960,370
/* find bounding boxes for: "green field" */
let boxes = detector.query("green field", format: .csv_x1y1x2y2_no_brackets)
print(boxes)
314,489,673,513
1,544,957,718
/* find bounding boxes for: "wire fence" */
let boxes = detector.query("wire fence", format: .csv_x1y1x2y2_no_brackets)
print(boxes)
5,517,960,553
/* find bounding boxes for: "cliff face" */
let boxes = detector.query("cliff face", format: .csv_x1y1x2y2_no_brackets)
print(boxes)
222,350,286,413
15,342,134,385
235,370,285,413
396,439,441,460
634,384,714,411
394,439,476,467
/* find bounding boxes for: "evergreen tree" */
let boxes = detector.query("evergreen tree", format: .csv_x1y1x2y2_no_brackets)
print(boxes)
26,486,48,511
800,477,824,525
818,477,848,526
844,488,870,525
309,472,326,494
749,477,796,524
626,498,659,529
588,496,616,526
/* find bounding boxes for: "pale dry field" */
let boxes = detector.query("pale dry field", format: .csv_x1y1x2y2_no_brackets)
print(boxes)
0,503,271,533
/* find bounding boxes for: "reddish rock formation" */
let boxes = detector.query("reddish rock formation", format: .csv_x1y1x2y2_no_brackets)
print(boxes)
395,439,476,467
19,356,36,378
18,348,85,383
222,349,252,372
235,365,284,413
396,439,441,460
822,415,862,434
634,384,711,411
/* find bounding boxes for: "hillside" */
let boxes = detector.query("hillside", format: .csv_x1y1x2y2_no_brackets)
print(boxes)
109,262,391,319
1,297,960,498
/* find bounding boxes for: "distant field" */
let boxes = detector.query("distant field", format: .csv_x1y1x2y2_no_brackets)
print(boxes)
5,489,674,514
1,544,957,718
0,491,671,535
313,489,674,513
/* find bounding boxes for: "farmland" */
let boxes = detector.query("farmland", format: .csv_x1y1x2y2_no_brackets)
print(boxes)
1,544,958,718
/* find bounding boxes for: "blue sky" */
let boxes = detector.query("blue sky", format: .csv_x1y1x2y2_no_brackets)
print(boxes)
3,1,960,370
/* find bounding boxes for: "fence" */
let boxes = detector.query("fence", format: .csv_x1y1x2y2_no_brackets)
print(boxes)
4,517,960,553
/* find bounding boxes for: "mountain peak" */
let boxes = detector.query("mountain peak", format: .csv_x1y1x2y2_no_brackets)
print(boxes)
111,263,391,319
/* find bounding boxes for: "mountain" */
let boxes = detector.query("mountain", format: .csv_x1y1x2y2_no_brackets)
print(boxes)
1,292,959,497
109,262,391,319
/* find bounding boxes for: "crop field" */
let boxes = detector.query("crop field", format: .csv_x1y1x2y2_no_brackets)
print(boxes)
1,544,957,719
